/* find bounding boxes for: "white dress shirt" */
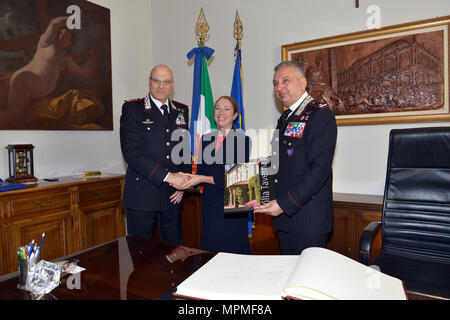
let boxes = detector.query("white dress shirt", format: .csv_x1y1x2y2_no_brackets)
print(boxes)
285,92,309,121
150,94,170,115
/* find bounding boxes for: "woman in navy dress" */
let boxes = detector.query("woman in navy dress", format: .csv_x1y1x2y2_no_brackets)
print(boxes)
180,96,251,254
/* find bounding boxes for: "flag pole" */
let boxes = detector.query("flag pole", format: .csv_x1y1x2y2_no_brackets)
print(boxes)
231,10,245,131
187,8,215,167
233,10,252,235
196,8,209,48
233,10,243,86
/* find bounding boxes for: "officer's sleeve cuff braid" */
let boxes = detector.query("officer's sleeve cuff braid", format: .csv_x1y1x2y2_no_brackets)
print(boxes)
148,165,159,180
277,191,303,216
288,191,303,209
148,165,167,186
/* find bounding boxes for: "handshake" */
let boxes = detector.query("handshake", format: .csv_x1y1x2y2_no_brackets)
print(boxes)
165,172,199,190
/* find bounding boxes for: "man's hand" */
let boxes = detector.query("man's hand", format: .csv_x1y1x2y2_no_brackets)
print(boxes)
253,200,283,217
170,190,184,204
165,172,190,190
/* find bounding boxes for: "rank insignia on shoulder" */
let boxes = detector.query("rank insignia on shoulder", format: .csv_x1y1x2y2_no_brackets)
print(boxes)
286,148,294,157
142,119,153,125
175,113,186,126
173,100,188,107
125,97,144,103
310,101,328,109
284,122,306,138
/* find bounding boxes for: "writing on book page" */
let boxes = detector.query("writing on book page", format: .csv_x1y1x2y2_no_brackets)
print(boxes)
176,253,298,300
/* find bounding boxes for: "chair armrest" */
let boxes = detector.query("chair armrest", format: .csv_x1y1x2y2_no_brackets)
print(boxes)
358,221,381,265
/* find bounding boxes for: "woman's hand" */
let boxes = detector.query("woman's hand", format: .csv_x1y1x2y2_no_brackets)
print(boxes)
179,173,204,189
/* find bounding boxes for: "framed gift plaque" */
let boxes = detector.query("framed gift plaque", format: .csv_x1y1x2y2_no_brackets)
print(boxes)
224,162,259,210
224,160,275,210
282,16,450,126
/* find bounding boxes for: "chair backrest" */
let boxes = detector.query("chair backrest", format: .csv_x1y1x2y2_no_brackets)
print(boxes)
382,127,450,259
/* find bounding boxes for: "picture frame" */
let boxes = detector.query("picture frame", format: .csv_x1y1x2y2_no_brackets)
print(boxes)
282,16,450,126
0,0,112,130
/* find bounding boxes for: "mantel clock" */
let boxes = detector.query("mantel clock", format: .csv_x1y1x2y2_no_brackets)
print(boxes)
6,144,38,183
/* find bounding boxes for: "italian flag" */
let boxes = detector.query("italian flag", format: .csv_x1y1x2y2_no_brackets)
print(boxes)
188,45,215,165
195,57,216,158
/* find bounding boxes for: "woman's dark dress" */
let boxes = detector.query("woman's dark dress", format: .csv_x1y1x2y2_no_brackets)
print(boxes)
197,130,251,254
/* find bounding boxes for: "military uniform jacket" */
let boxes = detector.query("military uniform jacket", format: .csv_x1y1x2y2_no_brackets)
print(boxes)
120,95,190,211
272,95,337,234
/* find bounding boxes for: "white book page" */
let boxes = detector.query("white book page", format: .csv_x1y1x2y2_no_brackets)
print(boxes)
281,247,406,300
175,252,298,300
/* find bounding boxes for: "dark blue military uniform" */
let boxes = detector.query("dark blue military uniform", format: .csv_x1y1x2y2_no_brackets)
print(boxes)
120,94,190,244
272,95,337,254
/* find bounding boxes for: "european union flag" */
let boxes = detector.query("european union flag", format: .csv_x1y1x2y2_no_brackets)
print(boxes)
230,44,245,131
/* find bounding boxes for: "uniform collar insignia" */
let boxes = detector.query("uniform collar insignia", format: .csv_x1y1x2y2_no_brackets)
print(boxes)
294,94,314,116
144,95,151,110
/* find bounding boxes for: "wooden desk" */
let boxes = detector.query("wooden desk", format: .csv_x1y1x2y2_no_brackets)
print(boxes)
0,236,214,300
0,236,440,300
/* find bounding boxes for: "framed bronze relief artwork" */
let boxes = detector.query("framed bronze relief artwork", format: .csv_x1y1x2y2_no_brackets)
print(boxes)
282,16,450,126
0,0,112,130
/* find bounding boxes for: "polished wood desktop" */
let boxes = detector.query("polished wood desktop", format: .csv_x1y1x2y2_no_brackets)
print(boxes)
0,236,441,300
0,236,214,300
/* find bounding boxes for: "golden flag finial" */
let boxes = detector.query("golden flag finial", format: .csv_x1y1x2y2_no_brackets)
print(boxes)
233,10,243,47
195,8,209,47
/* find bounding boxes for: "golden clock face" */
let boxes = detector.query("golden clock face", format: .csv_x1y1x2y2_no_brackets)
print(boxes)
16,151,28,175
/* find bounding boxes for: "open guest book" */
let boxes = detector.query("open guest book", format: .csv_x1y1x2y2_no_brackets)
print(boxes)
174,247,406,300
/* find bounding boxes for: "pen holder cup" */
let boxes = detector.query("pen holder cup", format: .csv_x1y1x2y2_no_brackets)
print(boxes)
18,256,39,289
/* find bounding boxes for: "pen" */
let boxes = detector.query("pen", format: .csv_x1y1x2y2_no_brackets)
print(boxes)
27,240,35,259
38,232,45,258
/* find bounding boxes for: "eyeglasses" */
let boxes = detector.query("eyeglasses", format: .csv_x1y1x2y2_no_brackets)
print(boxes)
150,77,173,86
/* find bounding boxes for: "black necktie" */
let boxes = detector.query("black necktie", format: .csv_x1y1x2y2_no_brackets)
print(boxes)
161,104,169,121
281,109,292,122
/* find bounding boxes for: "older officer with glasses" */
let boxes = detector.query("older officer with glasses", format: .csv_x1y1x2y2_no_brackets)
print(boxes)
120,64,191,244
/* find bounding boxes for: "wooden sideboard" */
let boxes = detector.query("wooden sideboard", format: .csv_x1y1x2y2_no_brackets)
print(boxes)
251,193,383,261
328,193,383,262
0,174,125,275
179,191,384,261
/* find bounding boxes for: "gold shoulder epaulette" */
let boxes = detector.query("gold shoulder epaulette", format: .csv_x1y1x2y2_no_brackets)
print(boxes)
124,97,144,103
309,101,329,109
172,100,188,107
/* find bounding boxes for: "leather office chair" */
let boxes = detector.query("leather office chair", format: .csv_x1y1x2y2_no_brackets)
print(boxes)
359,127,450,299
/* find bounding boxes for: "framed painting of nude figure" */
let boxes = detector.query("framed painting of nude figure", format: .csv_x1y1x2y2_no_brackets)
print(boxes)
282,16,450,126
0,0,112,130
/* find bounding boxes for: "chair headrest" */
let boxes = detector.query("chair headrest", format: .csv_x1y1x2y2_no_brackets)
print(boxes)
389,127,450,169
